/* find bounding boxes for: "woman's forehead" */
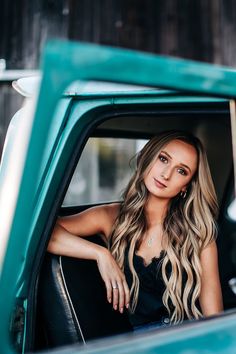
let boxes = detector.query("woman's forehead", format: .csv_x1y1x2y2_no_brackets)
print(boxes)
161,139,198,170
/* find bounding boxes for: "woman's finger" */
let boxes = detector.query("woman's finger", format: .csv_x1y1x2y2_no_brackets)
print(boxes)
117,281,125,313
123,280,130,308
105,282,112,303
112,282,119,310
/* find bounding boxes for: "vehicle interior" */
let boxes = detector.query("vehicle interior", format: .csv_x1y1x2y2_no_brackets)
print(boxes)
29,97,236,352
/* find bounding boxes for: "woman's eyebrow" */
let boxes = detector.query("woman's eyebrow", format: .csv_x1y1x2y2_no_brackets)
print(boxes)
161,150,192,173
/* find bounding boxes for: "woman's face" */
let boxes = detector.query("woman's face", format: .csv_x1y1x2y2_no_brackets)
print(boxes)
143,139,198,200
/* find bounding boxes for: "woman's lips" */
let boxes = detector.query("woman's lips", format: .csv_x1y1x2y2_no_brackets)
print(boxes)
154,178,167,188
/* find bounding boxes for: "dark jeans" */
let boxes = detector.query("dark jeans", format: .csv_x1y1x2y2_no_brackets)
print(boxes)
132,317,171,333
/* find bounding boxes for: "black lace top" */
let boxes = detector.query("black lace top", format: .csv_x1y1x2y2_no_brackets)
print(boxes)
124,248,170,327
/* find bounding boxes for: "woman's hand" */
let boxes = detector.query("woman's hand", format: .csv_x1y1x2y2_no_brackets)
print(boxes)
96,248,130,313
48,204,129,312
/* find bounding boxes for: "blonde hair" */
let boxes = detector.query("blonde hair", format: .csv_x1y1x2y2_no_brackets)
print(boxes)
109,131,218,324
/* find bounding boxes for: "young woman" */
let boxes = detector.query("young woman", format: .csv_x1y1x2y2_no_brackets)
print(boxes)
48,130,223,330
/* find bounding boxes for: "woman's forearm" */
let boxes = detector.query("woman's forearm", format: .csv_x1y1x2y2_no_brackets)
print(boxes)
48,223,130,312
47,223,107,261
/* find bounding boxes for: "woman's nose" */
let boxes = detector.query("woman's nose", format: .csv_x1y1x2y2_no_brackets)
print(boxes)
161,173,169,180
161,167,171,180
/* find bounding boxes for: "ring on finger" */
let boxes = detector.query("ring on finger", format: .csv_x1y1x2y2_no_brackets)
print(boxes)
112,283,118,289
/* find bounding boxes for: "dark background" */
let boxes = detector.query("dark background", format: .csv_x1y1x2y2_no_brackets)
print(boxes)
1,0,236,153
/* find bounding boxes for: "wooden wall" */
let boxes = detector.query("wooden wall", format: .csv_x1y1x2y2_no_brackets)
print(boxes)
2,0,236,69
1,0,236,152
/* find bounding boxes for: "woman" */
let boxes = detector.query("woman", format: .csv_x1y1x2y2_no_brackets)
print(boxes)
48,130,223,330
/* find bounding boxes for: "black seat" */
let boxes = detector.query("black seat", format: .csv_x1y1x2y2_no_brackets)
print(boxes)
37,235,132,348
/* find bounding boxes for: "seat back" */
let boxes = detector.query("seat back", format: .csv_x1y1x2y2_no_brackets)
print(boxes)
37,235,132,348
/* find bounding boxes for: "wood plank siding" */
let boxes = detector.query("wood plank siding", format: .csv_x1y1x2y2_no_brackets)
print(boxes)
1,0,236,153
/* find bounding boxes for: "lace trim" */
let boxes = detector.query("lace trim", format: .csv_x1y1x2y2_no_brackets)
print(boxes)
134,249,165,268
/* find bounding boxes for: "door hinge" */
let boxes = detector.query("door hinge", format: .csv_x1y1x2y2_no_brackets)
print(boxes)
10,303,25,352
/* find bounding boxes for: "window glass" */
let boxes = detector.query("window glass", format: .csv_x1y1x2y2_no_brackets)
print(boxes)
63,137,148,206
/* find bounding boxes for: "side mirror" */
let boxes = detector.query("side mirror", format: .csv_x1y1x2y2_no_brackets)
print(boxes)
227,198,236,221
229,277,236,295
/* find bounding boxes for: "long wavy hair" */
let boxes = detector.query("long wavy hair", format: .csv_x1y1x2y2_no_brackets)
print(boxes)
109,130,218,324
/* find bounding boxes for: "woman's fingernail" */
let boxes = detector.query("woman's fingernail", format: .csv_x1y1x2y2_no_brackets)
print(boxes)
114,305,117,310
126,303,129,309
108,298,111,303
120,308,123,313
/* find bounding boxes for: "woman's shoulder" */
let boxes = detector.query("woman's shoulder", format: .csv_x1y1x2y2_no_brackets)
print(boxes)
93,202,121,238
103,202,121,222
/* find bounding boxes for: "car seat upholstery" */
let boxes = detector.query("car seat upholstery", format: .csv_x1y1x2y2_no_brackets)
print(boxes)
37,234,132,348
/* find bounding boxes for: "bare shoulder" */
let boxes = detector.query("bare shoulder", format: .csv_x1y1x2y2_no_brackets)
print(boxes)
102,203,121,237
84,202,120,220
103,202,120,220
57,203,120,239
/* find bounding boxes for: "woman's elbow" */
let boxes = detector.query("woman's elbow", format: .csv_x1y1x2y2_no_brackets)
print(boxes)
47,224,61,254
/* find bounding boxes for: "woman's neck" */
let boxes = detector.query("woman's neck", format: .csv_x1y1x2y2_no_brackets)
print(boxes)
145,195,169,227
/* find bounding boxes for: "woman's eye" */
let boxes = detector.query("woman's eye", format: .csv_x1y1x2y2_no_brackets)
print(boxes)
177,168,187,176
159,155,168,163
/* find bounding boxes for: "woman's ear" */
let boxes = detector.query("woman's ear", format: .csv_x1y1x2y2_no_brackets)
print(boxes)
181,185,188,194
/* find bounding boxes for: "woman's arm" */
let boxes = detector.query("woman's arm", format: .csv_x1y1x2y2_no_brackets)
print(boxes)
53,203,119,240
48,203,120,257
199,240,224,317
47,203,129,313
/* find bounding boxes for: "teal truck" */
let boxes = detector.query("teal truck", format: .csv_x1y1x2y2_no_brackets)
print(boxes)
1,40,236,353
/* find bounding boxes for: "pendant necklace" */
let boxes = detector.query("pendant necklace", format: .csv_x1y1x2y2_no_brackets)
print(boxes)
147,237,154,247
146,223,163,247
